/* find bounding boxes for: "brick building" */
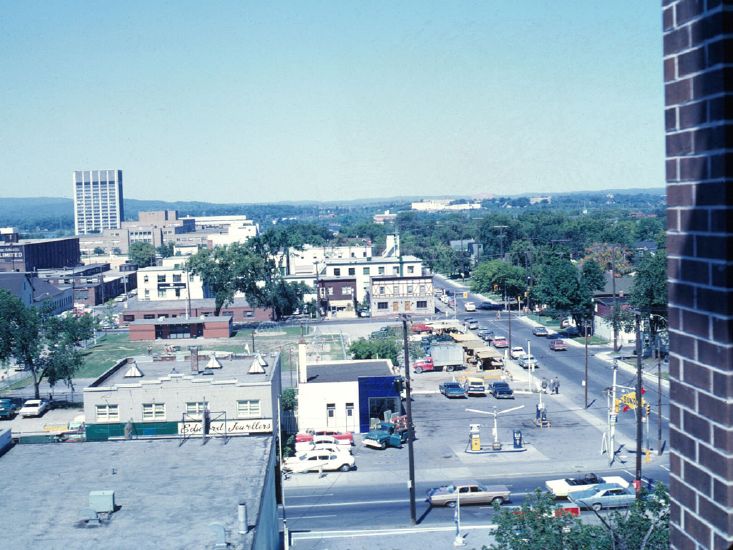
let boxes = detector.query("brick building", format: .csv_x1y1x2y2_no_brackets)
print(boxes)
663,2,733,548
0,237,80,272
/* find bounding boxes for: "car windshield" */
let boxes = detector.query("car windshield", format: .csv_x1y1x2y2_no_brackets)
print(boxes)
446,383,460,388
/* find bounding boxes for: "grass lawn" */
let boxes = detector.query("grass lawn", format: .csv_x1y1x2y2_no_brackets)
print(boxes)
75,334,157,378
571,335,609,346
527,314,563,329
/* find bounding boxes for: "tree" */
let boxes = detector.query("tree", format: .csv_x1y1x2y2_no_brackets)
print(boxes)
157,242,175,258
265,280,308,321
349,335,401,365
471,260,527,299
128,241,157,268
630,250,668,352
0,291,94,398
532,257,589,326
487,484,669,550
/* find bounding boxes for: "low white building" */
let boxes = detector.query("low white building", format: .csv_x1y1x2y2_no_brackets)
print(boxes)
322,255,424,303
411,199,481,212
296,355,400,434
137,264,208,301
369,275,434,317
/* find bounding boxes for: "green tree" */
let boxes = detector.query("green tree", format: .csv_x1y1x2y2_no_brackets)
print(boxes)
128,241,157,267
156,242,175,258
0,291,94,398
630,250,668,352
533,257,587,324
349,336,401,365
281,388,297,411
471,260,527,299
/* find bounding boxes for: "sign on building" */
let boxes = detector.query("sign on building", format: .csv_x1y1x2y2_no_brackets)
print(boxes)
178,418,273,436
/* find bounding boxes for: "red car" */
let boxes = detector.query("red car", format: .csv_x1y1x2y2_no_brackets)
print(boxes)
549,339,568,351
295,429,354,445
412,357,435,374
411,323,433,334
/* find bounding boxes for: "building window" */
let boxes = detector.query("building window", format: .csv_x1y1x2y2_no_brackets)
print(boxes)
328,287,333,295
95,404,119,422
158,290,166,298
142,403,166,421
407,285,413,294
334,268,341,276
157,275,166,283
407,266,415,274
393,267,399,274
393,285,399,295
419,285,425,294
378,267,385,275
186,401,208,417
363,267,370,275
346,403,354,417
344,287,353,295
172,274,182,283
237,399,261,418
143,275,149,283
348,268,355,276
378,302,388,310
327,403,335,418
417,300,428,309
379,286,385,295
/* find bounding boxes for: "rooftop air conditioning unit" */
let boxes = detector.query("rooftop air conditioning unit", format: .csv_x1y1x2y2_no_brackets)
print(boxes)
89,490,115,513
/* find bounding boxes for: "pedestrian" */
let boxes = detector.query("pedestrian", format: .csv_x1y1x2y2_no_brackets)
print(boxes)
554,377,560,394
548,378,556,394
541,378,548,393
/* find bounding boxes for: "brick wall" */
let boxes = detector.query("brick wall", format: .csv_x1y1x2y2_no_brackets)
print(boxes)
663,1,733,548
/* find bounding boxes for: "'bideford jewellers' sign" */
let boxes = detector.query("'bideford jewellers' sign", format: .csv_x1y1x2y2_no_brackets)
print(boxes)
178,419,273,435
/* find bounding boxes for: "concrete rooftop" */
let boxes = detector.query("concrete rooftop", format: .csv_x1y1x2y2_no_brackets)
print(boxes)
0,437,272,549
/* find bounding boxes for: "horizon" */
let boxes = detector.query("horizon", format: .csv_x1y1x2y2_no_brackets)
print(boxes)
0,2,664,203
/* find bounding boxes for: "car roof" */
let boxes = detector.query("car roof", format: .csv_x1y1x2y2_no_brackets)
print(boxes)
466,377,484,383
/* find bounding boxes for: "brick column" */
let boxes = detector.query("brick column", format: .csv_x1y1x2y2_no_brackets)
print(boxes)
663,1,733,549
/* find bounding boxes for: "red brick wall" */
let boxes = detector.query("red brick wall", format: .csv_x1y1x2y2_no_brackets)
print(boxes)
663,1,733,548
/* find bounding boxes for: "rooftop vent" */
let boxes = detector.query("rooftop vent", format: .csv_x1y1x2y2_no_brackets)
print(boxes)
123,362,144,378
206,355,223,370
248,354,267,374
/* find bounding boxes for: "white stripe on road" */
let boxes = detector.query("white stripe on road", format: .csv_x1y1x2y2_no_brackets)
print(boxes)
291,524,498,541
294,515,337,519
660,465,670,472
288,498,408,509
289,493,334,499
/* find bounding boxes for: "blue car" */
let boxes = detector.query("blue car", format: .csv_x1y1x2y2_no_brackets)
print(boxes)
439,381,467,398
568,483,636,511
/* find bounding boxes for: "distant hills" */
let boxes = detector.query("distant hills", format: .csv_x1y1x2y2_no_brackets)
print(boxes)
0,188,665,232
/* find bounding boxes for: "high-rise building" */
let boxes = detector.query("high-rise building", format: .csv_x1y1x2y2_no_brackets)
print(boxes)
663,2,733,549
73,170,124,235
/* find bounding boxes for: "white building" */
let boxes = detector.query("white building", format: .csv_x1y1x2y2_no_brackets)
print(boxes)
296,353,400,434
282,244,372,276
369,275,434,317
137,264,208,302
410,199,481,212
321,255,424,303
73,170,124,235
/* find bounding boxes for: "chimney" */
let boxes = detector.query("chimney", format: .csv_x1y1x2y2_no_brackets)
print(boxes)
298,339,308,384
190,346,199,373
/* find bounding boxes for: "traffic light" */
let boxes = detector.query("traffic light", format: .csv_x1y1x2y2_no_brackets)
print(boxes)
646,404,651,417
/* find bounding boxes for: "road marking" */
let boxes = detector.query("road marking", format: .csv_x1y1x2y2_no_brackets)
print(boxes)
288,493,333,499
293,515,337,519
624,469,634,477
288,498,409,509
660,465,670,472
291,524,499,540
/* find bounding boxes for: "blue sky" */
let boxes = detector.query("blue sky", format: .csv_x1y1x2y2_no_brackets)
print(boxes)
0,1,664,203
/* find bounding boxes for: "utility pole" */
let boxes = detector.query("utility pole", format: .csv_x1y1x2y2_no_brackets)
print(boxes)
611,251,618,352
607,359,618,466
635,312,643,497
401,315,417,524
584,319,589,408
658,352,663,456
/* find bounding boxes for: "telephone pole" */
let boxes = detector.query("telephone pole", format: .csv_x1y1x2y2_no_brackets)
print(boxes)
401,315,417,524
584,319,589,408
635,312,643,497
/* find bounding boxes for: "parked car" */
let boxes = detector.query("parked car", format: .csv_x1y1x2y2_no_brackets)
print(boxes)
464,377,487,396
282,450,356,473
464,301,476,312
545,472,629,498
510,346,526,360
518,355,538,369
411,323,433,334
532,326,549,337
295,430,354,445
477,329,495,342
488,381,514,399
493,336,508,348
426,483,511,507
549,339,568,351
0,398,18,419
568,483,637,511
18,399,49,418
439,381,467,398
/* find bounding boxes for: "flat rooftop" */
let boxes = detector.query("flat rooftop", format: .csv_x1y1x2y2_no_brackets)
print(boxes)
0,437,272,549
306,359,394,383
126,297,252,311
90,354,276,388
132,315,232,326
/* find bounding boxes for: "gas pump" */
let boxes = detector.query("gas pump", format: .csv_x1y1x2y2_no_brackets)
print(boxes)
469,423,481,452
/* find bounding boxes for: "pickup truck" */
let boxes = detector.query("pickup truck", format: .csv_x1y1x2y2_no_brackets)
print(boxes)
439,381,467,398
464,377,487,396
363,421,410,450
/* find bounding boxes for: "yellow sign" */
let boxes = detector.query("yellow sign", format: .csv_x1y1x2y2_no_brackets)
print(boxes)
615,392,647,411
463,292,468,298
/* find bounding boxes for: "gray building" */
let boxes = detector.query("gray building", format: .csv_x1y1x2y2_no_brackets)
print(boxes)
74,169,125,235
84,351,281,441
0,437,278,549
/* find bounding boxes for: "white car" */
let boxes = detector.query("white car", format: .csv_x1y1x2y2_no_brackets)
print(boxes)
440,294,451,304
545,473,630,498
510,347,526,360
308,443,352,456
18,399,49,418
463,301,476,312
295,435,351,453
283,450,356,473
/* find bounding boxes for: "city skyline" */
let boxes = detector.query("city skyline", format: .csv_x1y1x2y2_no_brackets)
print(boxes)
1,2,664,203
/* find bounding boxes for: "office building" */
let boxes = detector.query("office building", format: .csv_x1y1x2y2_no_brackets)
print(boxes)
0,236,80,272
73,169,125,235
